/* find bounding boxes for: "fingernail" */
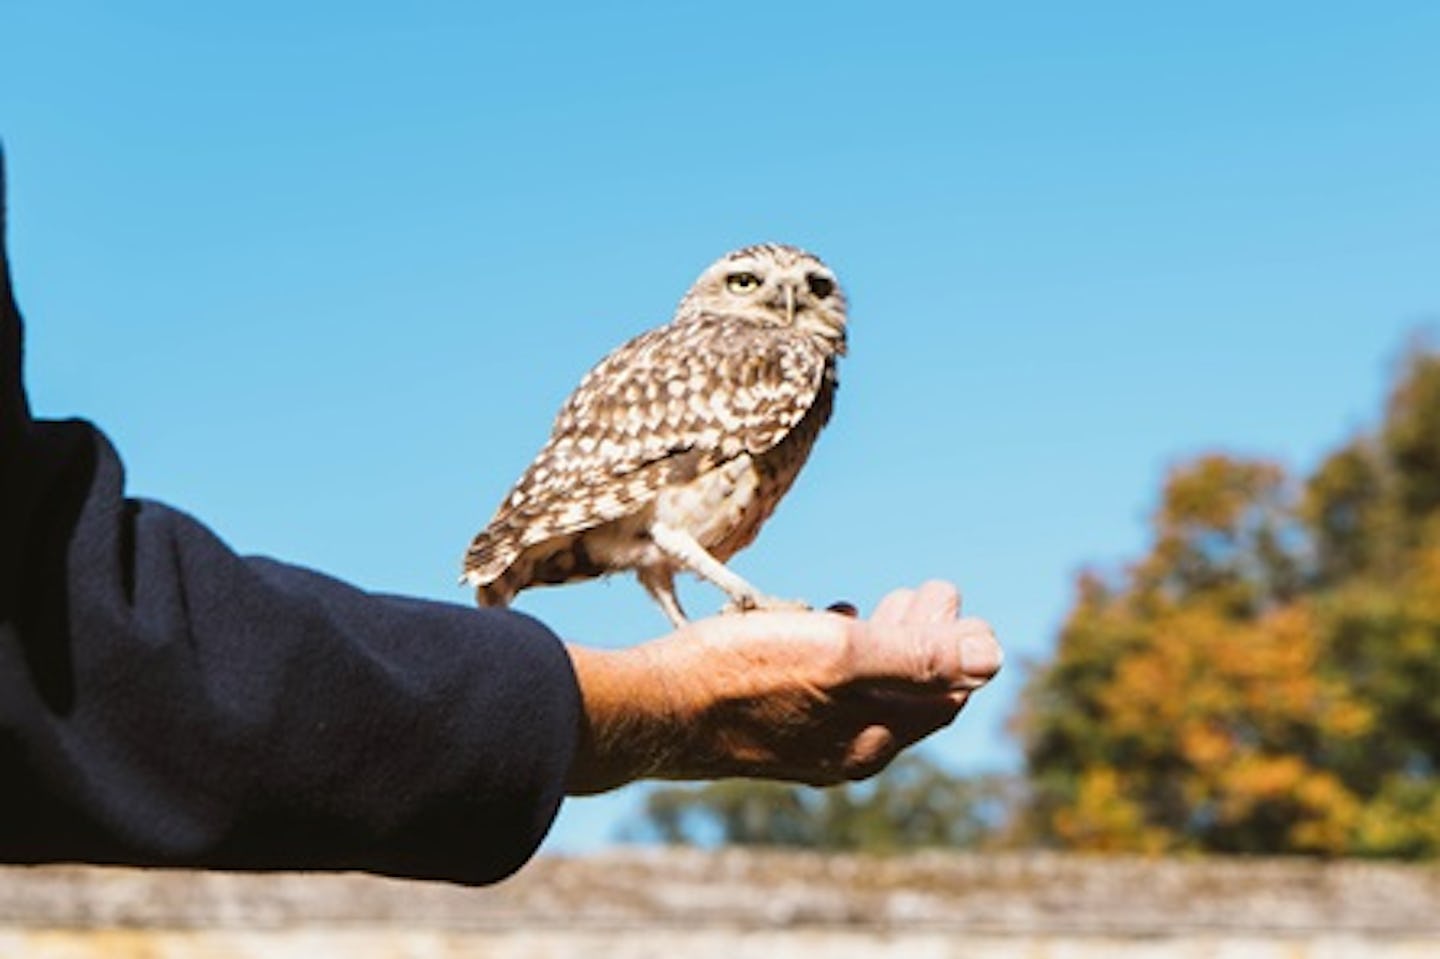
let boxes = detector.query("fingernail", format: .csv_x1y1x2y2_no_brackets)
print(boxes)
827,600,859,618
959,629,1003,684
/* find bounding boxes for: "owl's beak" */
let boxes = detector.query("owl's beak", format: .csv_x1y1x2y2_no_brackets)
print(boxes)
782,284,796,325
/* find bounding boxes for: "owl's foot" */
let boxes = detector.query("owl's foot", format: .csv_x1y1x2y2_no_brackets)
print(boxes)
648,523,811,621
720,595,812,616
638,567,690,628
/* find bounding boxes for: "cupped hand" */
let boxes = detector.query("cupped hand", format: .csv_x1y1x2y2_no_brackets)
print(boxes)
565,580,1001,794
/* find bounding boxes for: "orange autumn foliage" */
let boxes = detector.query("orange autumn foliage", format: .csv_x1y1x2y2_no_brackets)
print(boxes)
1019,342,1440,858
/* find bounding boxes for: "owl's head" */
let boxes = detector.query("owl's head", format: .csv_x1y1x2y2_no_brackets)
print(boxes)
678,243,847,355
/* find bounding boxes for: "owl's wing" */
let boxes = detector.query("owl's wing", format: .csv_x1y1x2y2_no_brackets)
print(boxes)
463,314,835,582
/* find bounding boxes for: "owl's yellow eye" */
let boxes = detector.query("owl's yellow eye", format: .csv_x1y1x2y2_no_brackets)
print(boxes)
725,272,761,294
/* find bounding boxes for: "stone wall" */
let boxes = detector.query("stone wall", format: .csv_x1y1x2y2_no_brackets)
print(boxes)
1,850,1437,957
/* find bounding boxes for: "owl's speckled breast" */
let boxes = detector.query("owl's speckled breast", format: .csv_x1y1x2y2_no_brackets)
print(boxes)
706,364,836,562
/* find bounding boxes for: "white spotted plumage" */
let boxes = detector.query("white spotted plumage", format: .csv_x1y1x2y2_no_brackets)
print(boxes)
461,243,848,626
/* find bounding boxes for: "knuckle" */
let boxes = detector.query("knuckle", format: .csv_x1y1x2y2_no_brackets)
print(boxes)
911,640,949,687
922,579,960,611
841,728,897,781
818,624,863,688
842,752,894,782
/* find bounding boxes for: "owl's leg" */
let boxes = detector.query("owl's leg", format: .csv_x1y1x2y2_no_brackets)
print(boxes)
649,522,807,616
637,566,689,628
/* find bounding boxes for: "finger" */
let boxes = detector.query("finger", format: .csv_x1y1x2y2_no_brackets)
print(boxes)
908,580,961,624
870,588,916,626
887,695,965,750
851,616,1003,690
954,617,1003,686
832,695,960,783
837,724,902,781
851,694,965,774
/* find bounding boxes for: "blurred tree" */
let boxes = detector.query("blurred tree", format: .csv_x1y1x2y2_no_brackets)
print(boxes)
1019,340,1440,858
1382,345,1440,532
633,754,1014,852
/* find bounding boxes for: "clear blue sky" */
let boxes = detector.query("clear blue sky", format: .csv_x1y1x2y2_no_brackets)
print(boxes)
4,2,1438,852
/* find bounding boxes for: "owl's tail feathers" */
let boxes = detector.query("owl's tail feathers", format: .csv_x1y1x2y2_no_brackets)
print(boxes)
461,564,518,608
461,531,519,607
471,577,516,608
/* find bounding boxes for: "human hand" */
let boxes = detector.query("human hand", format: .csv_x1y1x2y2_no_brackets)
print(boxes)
565,580,1001,795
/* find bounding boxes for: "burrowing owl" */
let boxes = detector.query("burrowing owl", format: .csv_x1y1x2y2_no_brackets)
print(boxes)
461,243,847,627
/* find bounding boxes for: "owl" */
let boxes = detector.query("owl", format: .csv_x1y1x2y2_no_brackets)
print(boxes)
461,243,847,626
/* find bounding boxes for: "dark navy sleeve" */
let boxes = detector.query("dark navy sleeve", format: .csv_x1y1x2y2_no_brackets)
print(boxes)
0,150,582,886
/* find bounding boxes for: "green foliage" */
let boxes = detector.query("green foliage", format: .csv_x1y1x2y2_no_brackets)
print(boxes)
1383,345,1440,528
1018,341,1440,858
634,755,1014,853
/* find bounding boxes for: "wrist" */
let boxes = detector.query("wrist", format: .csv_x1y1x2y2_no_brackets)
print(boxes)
564,642,692,795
